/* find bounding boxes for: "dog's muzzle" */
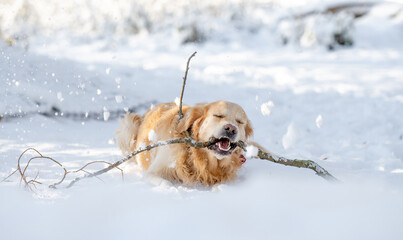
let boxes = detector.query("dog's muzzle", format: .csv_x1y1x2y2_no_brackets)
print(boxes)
222,124,237,140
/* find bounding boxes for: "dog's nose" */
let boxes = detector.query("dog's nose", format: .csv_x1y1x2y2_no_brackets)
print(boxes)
224,124,237,136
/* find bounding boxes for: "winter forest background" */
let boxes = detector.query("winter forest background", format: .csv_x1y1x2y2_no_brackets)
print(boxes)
1,1,403,239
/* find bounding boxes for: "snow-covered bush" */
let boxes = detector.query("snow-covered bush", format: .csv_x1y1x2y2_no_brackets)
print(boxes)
278,11,355,50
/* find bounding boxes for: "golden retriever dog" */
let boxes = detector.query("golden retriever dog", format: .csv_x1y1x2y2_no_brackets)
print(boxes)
116,101,253,186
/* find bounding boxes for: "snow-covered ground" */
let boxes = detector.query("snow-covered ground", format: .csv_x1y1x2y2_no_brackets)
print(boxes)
1,1,403,239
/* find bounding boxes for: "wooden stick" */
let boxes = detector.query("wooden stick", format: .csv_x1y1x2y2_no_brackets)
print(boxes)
178,51,197,119
9,148,69,191
65,137,336,188
4,137,337,190
256,149,338,182
65,135,220,188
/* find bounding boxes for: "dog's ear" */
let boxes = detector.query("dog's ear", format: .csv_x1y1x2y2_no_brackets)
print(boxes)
245,119,254,139
176,106,204,134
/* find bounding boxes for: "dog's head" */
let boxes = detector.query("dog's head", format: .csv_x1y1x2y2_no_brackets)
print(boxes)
177,101,253,160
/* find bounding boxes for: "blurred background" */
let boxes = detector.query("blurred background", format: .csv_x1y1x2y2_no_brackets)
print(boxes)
1,0,402,49
1,0,403,116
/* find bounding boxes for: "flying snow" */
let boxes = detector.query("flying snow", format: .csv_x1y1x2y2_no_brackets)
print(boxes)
105,67,111,74
174,97,180,106
103,107,110,121
282,122,300,150
148,129,157,142
115,95,123,103
260,101,275,116
316,114,323,128
57,92,64,102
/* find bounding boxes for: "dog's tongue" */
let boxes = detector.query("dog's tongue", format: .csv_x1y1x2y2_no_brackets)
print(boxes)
218,139,230,151
240,154,246,164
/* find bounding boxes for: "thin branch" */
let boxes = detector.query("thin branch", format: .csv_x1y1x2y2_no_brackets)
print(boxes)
66,136,219,188
80,169,106,183
65,136,336,188
27,171,42,189
17,148,39,190
16,148,68,190
1,169,18,183
6,138,337,191
72,161,124,180
178,51,197,119
256,149,338,182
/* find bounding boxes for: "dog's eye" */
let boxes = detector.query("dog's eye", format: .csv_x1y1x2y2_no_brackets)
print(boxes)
236,119,244,124
213,114,225,119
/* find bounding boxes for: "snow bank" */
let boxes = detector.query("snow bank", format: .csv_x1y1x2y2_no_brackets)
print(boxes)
1,174,402,240
1,0,401,49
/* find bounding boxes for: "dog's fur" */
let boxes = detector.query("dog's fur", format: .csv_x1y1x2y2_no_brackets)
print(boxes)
116,101,253,186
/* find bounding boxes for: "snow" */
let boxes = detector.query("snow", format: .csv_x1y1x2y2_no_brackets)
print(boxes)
282,122,300,150
245,145,259,158
103,107,110,121
315,114,323,128
260,101,275,116
174,97,180,106
138,142,146,150
1,0,403,239
148,129,157,142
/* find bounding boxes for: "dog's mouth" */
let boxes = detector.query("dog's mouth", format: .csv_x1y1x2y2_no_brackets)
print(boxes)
208,137,237,156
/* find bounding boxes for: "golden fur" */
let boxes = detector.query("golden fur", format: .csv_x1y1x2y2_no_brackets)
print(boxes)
116,101,253,186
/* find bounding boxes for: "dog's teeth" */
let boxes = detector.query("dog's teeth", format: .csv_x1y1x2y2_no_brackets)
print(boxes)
218,141,231,151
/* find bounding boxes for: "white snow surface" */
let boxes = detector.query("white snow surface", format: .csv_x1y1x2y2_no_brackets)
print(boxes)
1,1,403,239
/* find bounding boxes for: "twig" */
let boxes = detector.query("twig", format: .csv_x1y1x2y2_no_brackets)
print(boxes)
178,51,197,119
4,137,337,190
65,136,336,188
72,161,124,180
16,148,68,190
66,135,219,188
80,169,106,183
0,169,18,183
17,148,37,189
256,149,338,182
27,171,42,190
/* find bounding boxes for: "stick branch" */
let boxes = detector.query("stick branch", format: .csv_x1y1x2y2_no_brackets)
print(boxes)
256,149,338,182
65,138,336,188
3,138,337,190
66,135,220,188
178,51,197,119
